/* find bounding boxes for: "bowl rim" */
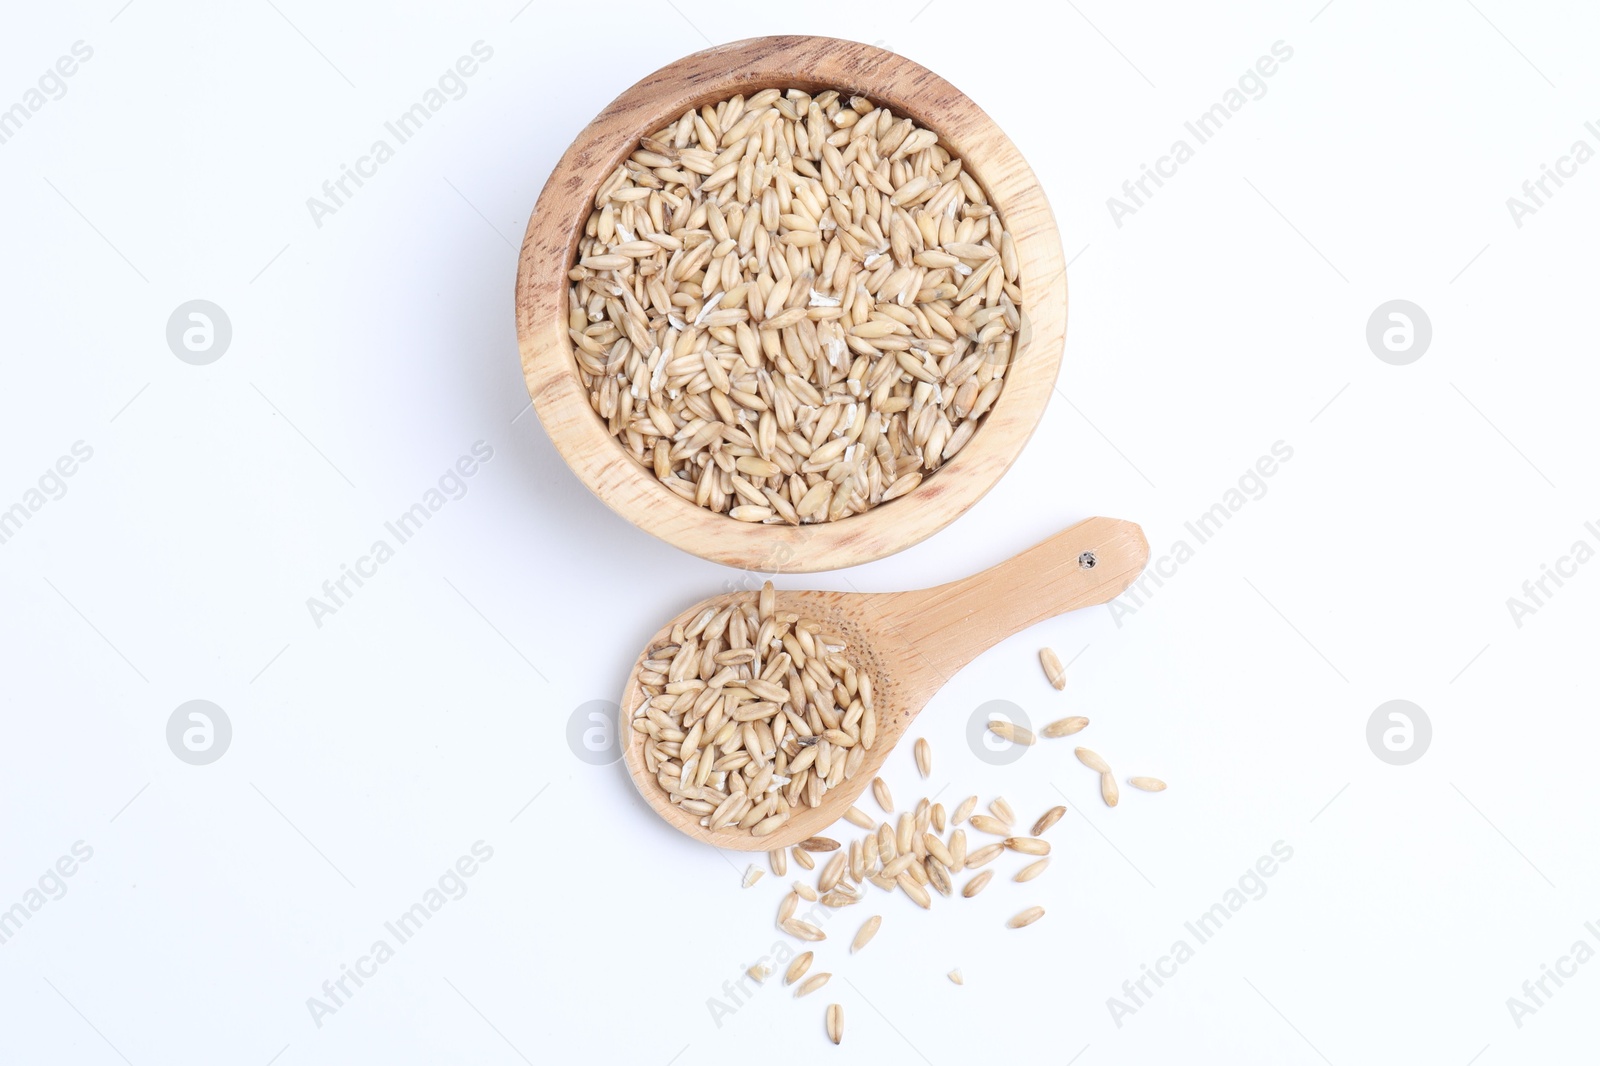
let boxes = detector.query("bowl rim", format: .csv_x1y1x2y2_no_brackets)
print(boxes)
515,35,1066,573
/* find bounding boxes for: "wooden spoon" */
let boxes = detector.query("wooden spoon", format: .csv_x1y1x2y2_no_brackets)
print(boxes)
621,516,1148,851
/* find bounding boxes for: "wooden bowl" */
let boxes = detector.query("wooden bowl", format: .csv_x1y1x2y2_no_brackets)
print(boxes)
516,35,1066,573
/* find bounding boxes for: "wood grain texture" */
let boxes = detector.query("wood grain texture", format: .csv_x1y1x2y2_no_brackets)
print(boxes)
516,36,1068,572
621,517,1148,851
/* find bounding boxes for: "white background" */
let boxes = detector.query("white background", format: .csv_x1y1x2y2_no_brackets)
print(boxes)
3,1,1597,1063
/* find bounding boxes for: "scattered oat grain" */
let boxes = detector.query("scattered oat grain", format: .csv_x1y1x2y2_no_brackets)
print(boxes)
1075,746,1111,773
965,843,1004,869
782,919,826,942
852,915,883,952
796,972,832,997
1004,836,1049,856
986,720,1035,745
1039,647,1066,689
1042,716,1090,738
968,815,1010,837
1032,805,1066,836
1007,906,1045,929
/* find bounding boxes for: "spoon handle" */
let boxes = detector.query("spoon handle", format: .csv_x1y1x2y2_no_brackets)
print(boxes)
875,517,1148,684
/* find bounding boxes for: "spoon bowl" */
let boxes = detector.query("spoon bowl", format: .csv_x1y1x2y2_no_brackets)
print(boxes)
621,516,1148,850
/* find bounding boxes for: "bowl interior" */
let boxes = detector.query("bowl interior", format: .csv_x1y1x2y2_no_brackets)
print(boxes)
516,35,1066,573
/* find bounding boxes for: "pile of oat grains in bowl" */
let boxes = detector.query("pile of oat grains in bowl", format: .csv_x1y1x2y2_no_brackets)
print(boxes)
566,87,1023,524
633,587,1168,1046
